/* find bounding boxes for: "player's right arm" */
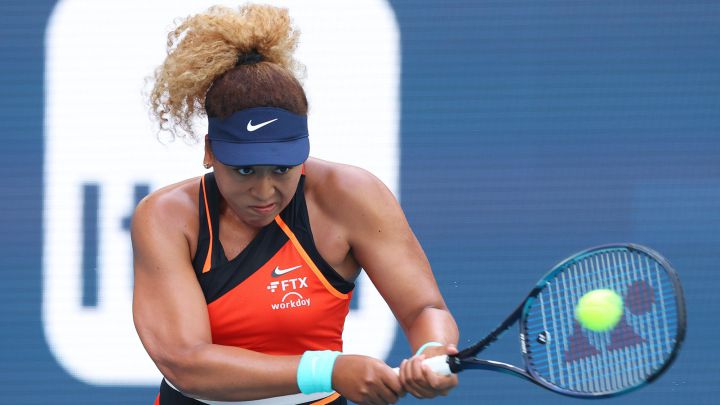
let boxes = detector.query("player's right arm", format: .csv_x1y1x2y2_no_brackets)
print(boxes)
131,183,300,401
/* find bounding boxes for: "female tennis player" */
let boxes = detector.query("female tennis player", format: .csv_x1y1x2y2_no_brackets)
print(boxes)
132,5,458,405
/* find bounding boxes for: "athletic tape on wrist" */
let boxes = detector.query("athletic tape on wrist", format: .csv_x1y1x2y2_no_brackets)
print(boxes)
296,351,341,394
415,341,443,356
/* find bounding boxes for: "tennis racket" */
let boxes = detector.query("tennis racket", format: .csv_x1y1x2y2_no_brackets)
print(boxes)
418,243,686,398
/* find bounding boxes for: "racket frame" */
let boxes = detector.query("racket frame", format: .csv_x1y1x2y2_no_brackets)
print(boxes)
446,243,687,398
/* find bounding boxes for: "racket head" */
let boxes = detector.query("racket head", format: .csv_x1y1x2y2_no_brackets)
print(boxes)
520,244,686,398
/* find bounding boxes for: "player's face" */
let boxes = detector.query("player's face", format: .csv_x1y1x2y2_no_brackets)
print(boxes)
212,163,303,228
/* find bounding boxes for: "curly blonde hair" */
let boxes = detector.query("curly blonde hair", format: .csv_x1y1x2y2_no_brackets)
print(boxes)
149,4,307,142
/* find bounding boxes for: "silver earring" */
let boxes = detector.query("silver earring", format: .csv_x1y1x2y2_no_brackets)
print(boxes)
203,162,211,169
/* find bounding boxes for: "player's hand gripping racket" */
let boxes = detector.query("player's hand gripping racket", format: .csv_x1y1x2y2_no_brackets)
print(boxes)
415,244,686,398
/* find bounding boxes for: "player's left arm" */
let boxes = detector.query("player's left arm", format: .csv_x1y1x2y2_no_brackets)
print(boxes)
332,165,460,398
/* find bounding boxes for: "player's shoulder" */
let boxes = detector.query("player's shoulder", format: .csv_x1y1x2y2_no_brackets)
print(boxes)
305,157,389,194
132,177,200,231
304,157,396,215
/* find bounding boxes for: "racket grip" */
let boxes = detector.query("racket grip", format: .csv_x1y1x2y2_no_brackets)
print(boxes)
392,355,452,376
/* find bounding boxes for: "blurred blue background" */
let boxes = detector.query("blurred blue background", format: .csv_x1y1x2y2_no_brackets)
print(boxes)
1,0,718,403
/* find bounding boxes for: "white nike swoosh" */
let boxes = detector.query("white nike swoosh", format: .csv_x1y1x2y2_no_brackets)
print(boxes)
272,265,302,277
247,118,278,132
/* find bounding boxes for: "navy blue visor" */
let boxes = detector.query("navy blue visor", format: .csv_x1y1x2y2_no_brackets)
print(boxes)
208,107,309,167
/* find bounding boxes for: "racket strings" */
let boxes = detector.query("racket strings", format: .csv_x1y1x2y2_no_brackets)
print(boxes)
524,248,680,394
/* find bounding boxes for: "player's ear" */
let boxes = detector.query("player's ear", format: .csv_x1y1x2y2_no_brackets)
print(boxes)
203,135,214,168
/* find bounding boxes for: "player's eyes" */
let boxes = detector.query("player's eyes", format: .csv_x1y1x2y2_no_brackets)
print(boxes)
235,167,254,175
274,167,290,174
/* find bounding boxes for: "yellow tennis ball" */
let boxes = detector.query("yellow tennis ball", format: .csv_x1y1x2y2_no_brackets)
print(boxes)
574,289,624,332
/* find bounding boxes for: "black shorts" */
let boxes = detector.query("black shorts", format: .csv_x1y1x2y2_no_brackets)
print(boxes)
157,379,347,405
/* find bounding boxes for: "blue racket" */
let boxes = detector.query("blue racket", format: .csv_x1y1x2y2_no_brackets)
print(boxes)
423,244,686,398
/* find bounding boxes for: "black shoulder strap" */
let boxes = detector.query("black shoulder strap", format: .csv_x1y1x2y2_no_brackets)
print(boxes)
280,175,354,294
192,173,224,275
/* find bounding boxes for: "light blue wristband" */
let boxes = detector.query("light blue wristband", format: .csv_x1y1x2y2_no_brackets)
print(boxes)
415,341,443,356
296,350,341,394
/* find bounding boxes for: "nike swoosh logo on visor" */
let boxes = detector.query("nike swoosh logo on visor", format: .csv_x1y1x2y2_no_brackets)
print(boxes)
247,118,278,132
272,265,302,277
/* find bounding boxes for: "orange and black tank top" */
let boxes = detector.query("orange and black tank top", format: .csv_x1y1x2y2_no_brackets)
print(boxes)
155,172,354,405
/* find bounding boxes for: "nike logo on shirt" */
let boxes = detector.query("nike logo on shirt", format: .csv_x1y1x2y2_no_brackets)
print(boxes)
272,265,302,277
247,118,278,131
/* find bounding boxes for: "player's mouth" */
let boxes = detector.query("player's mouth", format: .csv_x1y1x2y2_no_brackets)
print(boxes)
250,203,276,215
